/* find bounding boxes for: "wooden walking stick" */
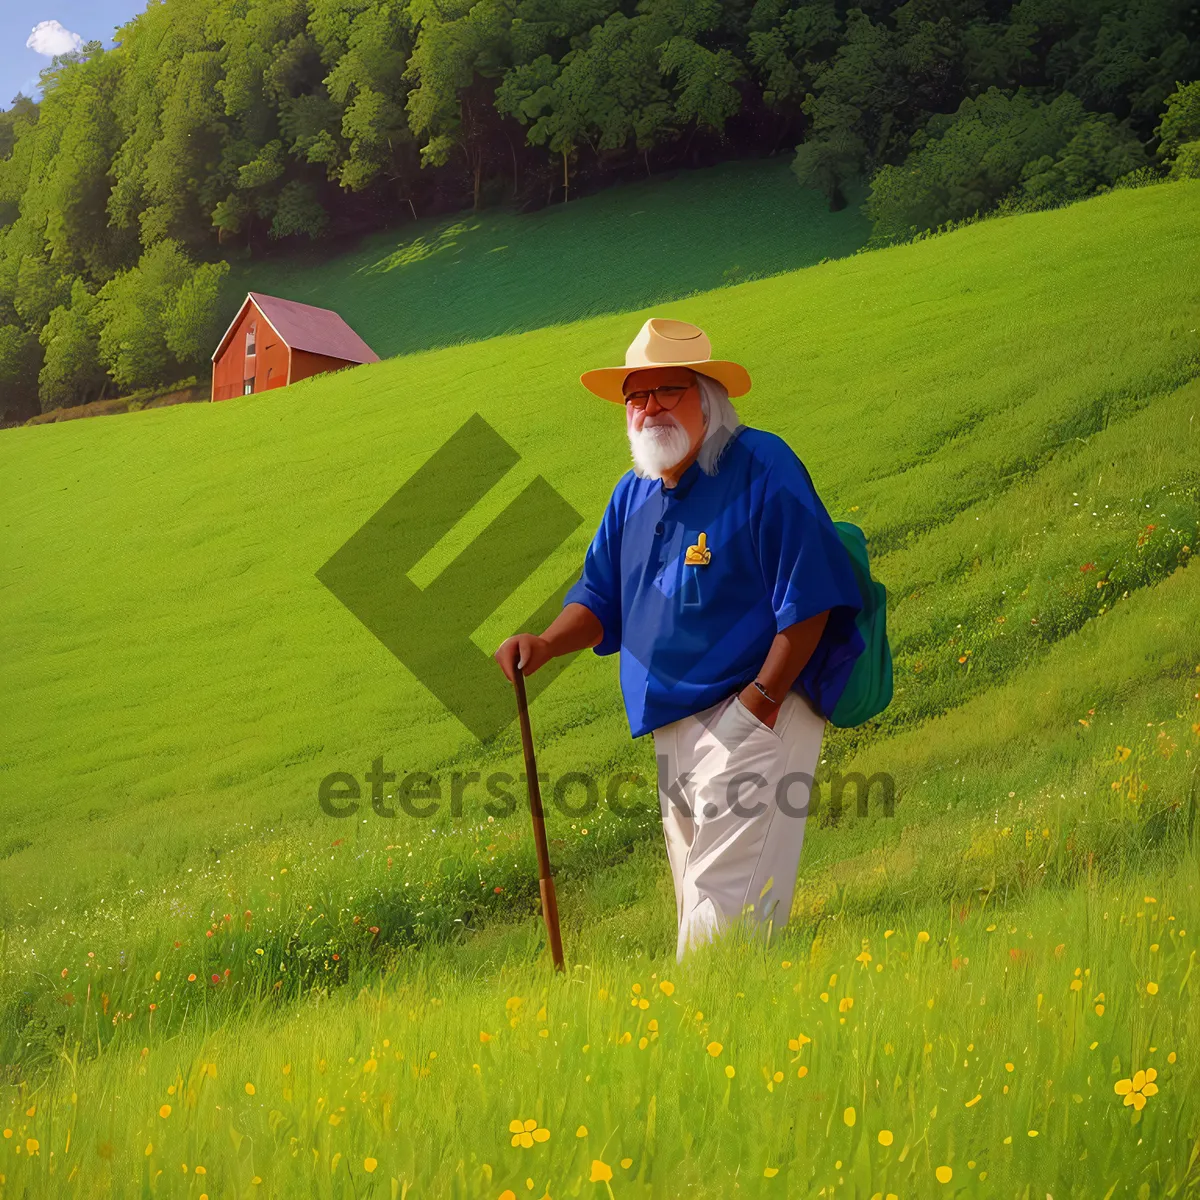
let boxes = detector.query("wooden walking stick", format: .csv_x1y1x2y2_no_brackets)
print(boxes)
513,664,565,972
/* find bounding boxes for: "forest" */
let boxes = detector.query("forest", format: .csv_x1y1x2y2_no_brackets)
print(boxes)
1,0,1198,422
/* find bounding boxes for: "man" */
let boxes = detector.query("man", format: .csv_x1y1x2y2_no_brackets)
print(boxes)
495,317,864,962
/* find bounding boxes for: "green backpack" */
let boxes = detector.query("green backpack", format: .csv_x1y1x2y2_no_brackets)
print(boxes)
828,522,894,728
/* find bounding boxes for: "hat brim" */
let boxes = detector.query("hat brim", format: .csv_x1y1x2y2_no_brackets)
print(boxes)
579,360,752,404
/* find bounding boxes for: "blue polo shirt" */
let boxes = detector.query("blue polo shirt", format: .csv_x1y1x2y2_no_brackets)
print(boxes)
563,426,865,738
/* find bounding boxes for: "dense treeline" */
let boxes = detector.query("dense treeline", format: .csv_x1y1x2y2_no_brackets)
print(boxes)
1,0,1199,422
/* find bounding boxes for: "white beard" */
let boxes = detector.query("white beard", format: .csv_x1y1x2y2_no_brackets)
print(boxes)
628,415,693,479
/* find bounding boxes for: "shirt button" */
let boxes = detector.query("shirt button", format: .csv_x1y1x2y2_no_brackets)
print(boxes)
654,522,664,535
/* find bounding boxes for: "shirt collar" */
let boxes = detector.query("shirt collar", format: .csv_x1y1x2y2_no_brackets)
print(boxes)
658,455,703,502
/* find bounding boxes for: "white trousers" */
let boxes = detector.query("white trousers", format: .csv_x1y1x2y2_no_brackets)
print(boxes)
652,689,826,963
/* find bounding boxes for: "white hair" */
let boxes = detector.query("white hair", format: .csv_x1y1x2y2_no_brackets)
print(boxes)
627,370,743,480
694,372,743,475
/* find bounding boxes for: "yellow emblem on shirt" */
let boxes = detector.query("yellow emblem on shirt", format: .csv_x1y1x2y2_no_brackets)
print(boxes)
684,532,712,565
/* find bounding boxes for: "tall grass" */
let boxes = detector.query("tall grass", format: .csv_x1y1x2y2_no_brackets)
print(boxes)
2,861,1196,1197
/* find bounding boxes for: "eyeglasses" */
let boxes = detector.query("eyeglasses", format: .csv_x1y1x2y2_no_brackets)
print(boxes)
622,383,693,410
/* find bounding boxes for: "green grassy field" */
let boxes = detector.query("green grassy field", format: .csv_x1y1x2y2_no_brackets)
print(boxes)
232,157,871,359
1,177,1198,1197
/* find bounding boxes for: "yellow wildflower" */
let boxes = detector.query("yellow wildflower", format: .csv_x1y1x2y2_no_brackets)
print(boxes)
509,1118,550,1148
1114,1069,1158,1110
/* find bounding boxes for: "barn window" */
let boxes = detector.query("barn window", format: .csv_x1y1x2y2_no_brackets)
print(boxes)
246,322,257,357
243,379,254,395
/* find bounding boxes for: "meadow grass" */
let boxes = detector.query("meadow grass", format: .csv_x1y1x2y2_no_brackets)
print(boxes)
231,157,871,360
1,862,1196,1198
1,177,1198,1196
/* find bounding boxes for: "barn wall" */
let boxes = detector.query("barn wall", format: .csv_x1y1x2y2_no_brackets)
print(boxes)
290,350,356,386
211,303,291,401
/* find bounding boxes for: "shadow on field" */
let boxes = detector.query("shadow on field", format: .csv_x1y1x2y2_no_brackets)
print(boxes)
235,158,870,359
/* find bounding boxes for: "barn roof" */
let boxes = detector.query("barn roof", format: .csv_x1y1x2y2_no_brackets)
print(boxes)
212,292,380,365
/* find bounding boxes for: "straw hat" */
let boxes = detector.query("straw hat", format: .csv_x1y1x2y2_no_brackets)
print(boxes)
579,317,752,404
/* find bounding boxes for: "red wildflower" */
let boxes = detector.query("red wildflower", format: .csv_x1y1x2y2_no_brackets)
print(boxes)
1080,562,1095,573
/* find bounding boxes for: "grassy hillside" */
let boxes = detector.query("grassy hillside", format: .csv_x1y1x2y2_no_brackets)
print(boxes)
232,157,871,359
1,178,1198,1197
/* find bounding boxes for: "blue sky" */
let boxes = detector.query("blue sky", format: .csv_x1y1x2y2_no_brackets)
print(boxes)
2,2,143,108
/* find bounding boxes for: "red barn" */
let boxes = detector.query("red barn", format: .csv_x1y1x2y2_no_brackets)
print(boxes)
211,292,380,401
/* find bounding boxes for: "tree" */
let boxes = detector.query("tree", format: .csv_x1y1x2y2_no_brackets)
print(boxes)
405,0,511,209
38,280,107,410
659,36,745,137
0,94,38,161
29,49,129,279
1155,80,1200,178
791,10,906,209
321,2,415,192
0,323,42,422
14,255,71,331
1018,112,1145,203
496,12,679,199
747,1,840,112
268,180,328,237
864,88,1146,245
163,261,230,369
94,239,194,390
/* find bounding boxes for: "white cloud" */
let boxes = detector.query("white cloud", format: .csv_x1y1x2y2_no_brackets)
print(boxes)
26,20,83,57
